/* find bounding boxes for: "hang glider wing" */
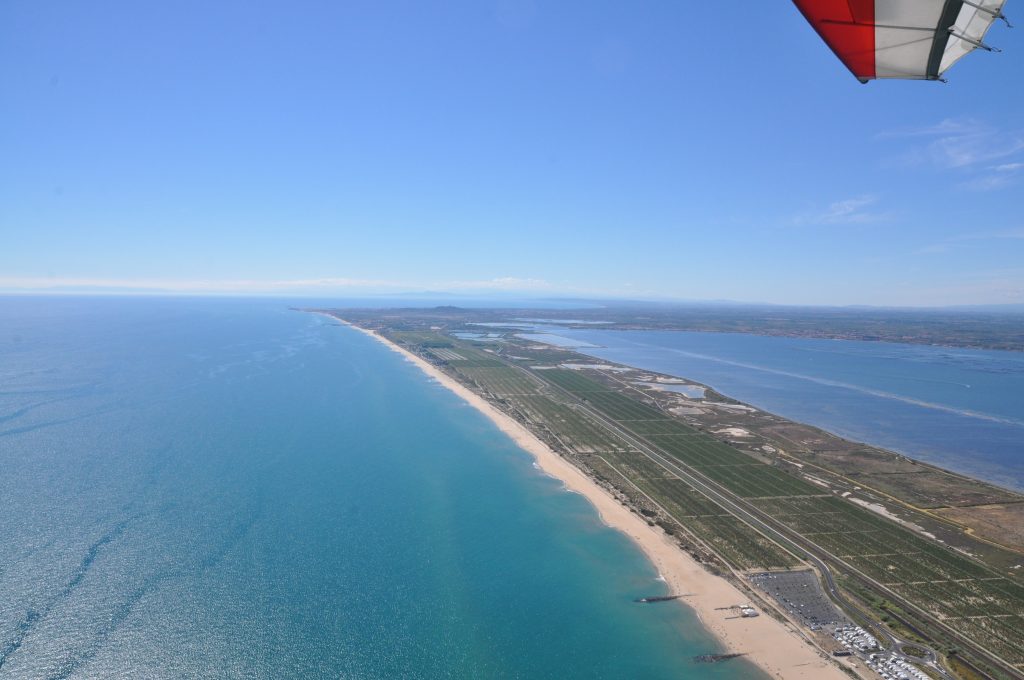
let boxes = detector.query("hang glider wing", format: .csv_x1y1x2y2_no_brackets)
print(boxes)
792,0,1009,82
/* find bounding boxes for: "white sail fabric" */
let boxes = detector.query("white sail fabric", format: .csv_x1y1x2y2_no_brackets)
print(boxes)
874,2,947,79
793,0,1009,82
941,0,1008,75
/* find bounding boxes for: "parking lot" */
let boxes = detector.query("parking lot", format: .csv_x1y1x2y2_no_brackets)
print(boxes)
750,570,849,631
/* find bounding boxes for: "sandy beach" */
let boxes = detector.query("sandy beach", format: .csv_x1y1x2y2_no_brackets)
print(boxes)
332,317,851,680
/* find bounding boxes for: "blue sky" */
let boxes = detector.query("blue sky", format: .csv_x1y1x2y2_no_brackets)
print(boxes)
2,1,1022,306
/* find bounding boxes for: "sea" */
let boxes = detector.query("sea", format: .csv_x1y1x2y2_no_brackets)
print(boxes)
0,297,756,679
541,328,1024,492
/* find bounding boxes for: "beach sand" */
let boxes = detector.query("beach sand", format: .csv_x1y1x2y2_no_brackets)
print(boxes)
335,318,851,680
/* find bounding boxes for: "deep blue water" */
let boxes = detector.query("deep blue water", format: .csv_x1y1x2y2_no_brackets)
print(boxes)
552,328,1024,491
0,298,756,679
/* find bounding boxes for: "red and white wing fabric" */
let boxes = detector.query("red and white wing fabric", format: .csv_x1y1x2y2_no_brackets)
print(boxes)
792,0,1009,82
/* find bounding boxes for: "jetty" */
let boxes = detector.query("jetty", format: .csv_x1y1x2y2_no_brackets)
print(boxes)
693,653,746,664
634,594,688,604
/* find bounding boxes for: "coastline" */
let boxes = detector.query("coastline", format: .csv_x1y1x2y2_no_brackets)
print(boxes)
332,317,850,680
559,331,1024,494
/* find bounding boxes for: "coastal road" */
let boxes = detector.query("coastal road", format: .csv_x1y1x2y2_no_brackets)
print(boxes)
528,367,1016,680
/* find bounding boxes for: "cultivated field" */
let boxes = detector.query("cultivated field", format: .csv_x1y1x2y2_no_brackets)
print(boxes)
345,312,1024,678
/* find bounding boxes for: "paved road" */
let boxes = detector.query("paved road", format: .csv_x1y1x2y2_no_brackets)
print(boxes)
528,368,1010,680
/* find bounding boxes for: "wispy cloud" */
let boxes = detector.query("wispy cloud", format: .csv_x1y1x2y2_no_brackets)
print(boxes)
967,227,1024,241
442,277,553,291
793,195,890,225
960,160,1024,191
914,227,1024,256
879,119,968,138
0,275,569,296
0,276,405,294
882,118,1024,194
959,173,1017,191
884,118,1024,194
914,243,953,255
928,129,1023,169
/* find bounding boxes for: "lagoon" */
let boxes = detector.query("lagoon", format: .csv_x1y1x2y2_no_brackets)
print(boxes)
554,328,1024,491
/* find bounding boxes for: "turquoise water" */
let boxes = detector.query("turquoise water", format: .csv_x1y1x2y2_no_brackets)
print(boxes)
0,298,758,678
554,328,1024,491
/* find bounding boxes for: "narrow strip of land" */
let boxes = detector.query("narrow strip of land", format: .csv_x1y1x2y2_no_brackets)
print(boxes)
316,309,1024,680
336,317,849,680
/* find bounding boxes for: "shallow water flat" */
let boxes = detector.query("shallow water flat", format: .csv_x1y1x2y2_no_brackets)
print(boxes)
554,328,1024,491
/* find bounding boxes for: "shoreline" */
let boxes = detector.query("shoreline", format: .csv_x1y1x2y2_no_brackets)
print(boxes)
557,333,1024,495
330,316,850,680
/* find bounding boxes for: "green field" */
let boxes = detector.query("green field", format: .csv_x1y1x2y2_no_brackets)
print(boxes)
334,310,1024,677
537,368,1024,666
593,445,798,570
750,495,1024,664
457,366,540,395
514,396,633,454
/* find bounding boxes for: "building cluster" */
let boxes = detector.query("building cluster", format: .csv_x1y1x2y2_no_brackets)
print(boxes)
833,626,879,653
749,570,846,631
866,653,930,680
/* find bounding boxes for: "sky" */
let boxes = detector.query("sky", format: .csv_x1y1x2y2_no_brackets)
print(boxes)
2,1,1022,306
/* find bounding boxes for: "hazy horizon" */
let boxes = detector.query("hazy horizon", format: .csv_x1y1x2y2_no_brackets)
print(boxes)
4,289,1024,314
